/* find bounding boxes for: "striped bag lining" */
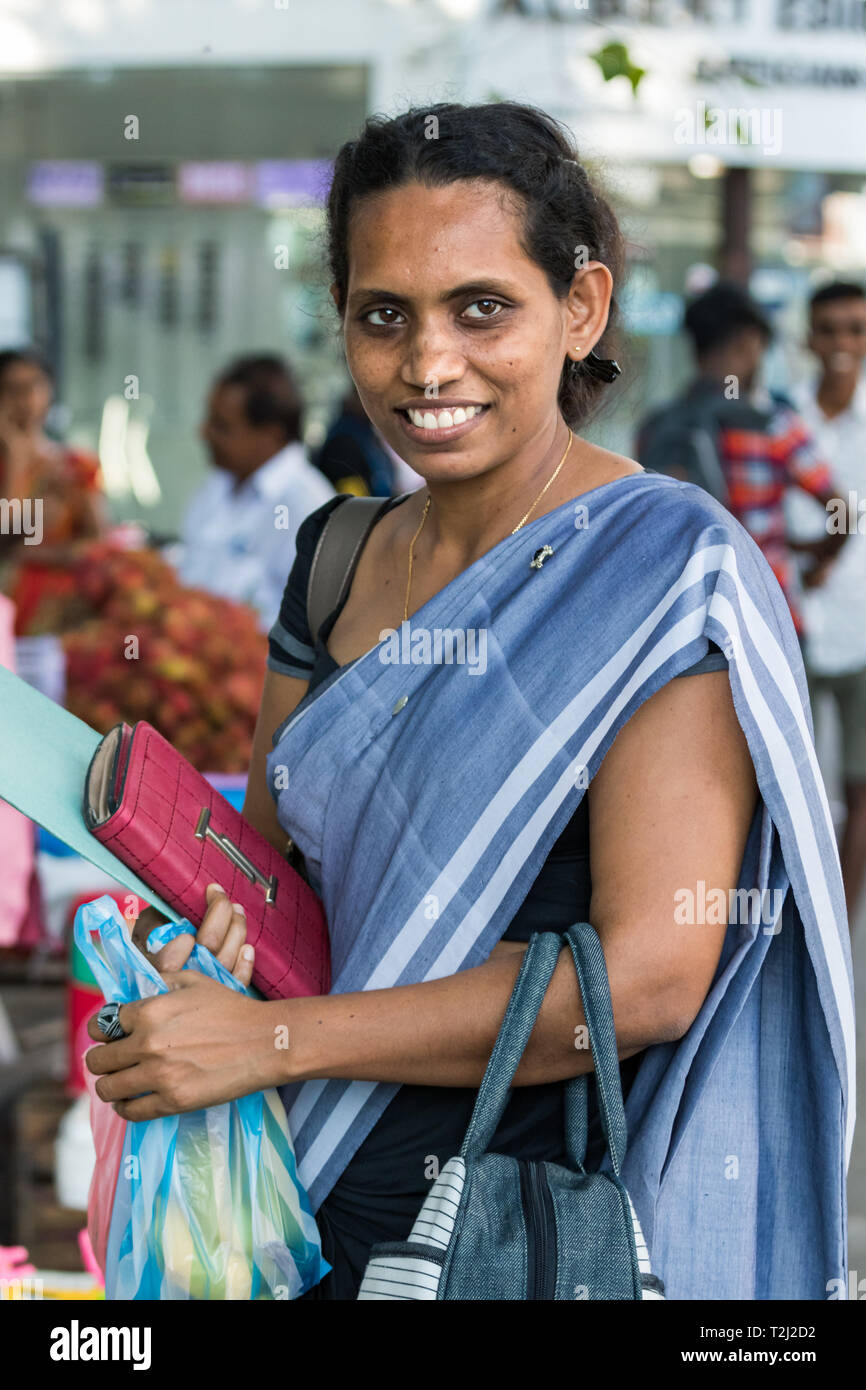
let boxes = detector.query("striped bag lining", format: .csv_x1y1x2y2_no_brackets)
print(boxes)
627,1192,666,1300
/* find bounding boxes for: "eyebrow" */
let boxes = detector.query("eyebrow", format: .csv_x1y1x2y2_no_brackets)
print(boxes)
348,279,519,308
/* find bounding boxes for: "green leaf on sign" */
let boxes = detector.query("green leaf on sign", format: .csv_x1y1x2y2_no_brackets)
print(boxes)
589,41,646,96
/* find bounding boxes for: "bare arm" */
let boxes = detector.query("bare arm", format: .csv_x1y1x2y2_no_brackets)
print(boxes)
242,664,311,854
88,669,760,1118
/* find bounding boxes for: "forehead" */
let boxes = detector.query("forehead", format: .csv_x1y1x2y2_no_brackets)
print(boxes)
345,179,537,294
0,361,50,389
812,296,866,322
209,382,248,419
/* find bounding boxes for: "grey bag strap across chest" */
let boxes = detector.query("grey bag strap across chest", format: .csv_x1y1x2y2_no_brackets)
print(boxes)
305,495,389,644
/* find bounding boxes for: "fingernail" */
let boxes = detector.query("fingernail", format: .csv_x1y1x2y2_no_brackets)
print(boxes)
206,883,225,894
242,945,254,961
232,902,246,916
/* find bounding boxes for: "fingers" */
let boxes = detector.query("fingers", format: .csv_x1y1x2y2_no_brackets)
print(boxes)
84,1039,140,1078
92,1064,151,1103
111,1094,171,1123
196,884,235,954
215,907,247,971
232,944,255,989
198,884,248,973
152,930,195,974
85,1000,139,1045
131,905,169,958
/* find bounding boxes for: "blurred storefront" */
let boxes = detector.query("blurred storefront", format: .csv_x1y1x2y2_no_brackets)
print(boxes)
0,0,865,507
0,62,367,532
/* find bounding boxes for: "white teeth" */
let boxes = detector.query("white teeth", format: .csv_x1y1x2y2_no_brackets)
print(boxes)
406,405,483,429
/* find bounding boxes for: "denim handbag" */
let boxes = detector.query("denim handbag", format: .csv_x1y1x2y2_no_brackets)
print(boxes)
357,922,665,1300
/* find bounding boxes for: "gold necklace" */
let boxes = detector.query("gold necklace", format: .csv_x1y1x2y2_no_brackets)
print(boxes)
403,493,432,623
510,427,574,534
402,427,574,624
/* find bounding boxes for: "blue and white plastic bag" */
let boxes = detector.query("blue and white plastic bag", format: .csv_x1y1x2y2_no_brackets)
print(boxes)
74,894,329,1300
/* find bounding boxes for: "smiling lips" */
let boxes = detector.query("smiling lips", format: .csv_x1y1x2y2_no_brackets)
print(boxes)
399,403,488,431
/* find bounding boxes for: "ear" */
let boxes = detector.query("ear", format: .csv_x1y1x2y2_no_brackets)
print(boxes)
329,281,342,315
564,262,613,365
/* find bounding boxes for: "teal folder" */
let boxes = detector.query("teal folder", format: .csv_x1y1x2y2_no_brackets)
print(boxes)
0,663,177,920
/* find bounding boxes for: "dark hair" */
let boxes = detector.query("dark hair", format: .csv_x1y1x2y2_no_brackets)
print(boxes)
325,102,625,429
216,353,303,444
809,280,866,313
0,347,54,391
683,281,772,358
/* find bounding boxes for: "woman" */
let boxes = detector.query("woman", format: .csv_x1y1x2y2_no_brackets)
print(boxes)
86,103,854,1301
0,348,107,630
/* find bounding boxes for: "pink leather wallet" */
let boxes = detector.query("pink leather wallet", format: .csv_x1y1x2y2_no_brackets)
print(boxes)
83,720,330,1000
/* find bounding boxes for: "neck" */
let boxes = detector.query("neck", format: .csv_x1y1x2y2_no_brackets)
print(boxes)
816,371,859,419
420,418,574,567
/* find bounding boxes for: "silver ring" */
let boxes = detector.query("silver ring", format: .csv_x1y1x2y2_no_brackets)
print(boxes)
96,1001,128,1042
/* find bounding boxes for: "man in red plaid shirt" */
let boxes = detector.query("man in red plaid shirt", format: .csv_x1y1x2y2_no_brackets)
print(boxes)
638,282,849,637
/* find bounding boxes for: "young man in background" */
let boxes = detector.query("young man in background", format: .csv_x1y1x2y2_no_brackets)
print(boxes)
787,281,866,925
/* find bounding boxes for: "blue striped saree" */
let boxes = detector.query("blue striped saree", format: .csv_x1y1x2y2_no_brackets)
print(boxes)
265,470,855,1300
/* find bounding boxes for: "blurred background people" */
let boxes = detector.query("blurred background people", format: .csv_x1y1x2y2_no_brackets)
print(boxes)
313,383,423,497
637,282,849,641
787,281,866,921
178,353,334,630
0,347,108,632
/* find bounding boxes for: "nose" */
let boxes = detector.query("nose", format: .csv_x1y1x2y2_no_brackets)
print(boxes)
399,316,466,395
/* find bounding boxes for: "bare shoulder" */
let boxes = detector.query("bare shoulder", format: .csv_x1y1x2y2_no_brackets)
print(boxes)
590,661,757,818
568,440,645,499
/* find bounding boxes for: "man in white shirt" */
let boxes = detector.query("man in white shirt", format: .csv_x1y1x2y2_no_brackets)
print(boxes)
179,354,334,631
786,281,866,925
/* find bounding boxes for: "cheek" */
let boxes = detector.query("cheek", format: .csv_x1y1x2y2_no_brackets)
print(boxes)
473,329,562,404
345,334,394,393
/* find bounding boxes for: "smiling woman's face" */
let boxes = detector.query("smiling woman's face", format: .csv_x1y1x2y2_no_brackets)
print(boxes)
339,178,601,484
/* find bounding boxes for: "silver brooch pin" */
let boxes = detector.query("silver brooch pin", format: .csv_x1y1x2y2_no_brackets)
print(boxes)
530,545,554,570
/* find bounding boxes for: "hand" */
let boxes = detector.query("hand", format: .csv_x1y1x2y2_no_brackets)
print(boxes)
131,884,254,987
84,972,284,1120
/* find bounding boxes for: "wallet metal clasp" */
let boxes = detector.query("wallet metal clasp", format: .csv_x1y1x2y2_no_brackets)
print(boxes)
194,807,278,905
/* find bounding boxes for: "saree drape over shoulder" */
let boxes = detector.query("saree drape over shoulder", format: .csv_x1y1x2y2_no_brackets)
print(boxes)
265,471,855,1301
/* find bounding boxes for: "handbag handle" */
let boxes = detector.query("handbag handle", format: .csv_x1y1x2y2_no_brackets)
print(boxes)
562,922,628,1175
460,930,562,1161
460,922,628,1176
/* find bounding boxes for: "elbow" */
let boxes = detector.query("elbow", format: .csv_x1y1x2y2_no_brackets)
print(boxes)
632,976,707,1047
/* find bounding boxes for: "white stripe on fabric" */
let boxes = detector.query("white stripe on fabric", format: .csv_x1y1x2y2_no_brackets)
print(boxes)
719,563,855,1064
626,1190,666,1300
286,1078,328,1137
357,1256,442,1300
409,1158,465,1250
709,584,856,1161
